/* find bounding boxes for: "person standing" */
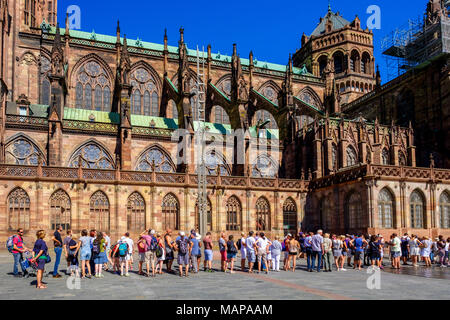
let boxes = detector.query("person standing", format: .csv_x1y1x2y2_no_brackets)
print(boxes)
155,233,166,274
401,235,410,266
31,230,49,289
332,234,343,271
311,230,324,272
270,235,282,272
175,231,190,277
350,234,368,271
164,229,175,273
322,233,333,272
79,229,92,279
93,232,107,278
286,235,300,271
255,232,271,274
239,232,247,271
408,234,421,267
246,231,257,273
123,232,134,272
10,228,31,278
203,232,214,272
388,233,402,269
219,232,227,272
304,232,313,272
190,232,201,273
51,225,63,278
368,235,382,268
437,235,447,267
102,232,111,271
225,235,238,273
63,230,73,275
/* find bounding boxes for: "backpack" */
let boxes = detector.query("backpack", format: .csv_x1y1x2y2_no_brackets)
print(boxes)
118,241,128,257
236,239,242,250
281,240,286,252
228,241,237,253
178,237,188,255
155,245,163,258
92,240,100,254
6,235,17,253
149,236,158,252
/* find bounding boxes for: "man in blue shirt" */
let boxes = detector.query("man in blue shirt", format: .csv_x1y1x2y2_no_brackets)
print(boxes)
350,234,368,270
304,232,313,272
311,230,324,272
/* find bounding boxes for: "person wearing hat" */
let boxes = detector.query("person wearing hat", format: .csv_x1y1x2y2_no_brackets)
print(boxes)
189,232,202,273
175,231,190,277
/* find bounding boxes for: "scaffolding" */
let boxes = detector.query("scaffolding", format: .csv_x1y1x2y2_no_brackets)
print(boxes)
381,10,450,82
194,46,208,237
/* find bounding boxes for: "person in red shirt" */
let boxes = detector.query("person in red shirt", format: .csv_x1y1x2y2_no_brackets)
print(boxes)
11,228,32,277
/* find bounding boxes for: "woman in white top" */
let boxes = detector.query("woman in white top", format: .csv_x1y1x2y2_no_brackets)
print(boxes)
332,235,345,271
421,236,432,267
408,234,422,267
239,232,247,272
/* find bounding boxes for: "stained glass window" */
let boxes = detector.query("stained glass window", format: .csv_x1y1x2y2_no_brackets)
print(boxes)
204,150,230,176
319,197,332,230
253,110,278,131
399,152,407,166
127,192,145,231
256,197,270,231
213,105,230,124
90,191,110,231
226,196,241,231
439,192,450,229
378,188,394,228
410,191,425,229
297,88,322,110
382,149,390,165
74,60,111,111
130,68,159,116
283,198,297,236
216,78,231,99
346,146,358,167
259,85,279,106
331,144,338,171
5,138,45,166
346,192,363,230
68,143,114,169
162,193,179,231
50,190,71,231
40,56,51,105
171,100,178,119
252,154,277,178
8,188,30,231
136,147,175,172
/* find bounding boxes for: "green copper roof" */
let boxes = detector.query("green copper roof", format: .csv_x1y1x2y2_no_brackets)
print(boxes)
131,114,178,129
63,107,120,123
193,121,232,135
311,9,350,36
209,82,231,102
49,27,316,78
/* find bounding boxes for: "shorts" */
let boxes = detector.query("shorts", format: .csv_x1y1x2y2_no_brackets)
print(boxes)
240,249,247,260
139,252,146,262
370,253,381,261
220,250,227,262
333,249,342,257
165,251,174,261
247,250,256,263
257,252,267,260
119,254,131,262
37,259,46,270
354,251,363,261
411,248,420,256
227,252,237,260
392,251,401,258
284,251,289,260
204,250,213,261
177,254,189,266
289,251,298,256
94,252,107,264
401,250,409,257
80,250,91,261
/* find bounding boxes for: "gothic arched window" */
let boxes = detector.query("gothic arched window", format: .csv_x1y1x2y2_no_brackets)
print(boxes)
283,198,297,236
50,190,71,231
331,144,338,171
399,151,407,166
226,196,242,231
195,198,212,232
382,149,390,165
5,137,45,166
216,78,231,99
8,188,30,231
213,105,230,124
410,190,425,229
259,84,279,106
253,110,278,132
74,60,112,111
204,150,230,176
346,146,358,167
297,88,322,110
346,192,363,230
378,188,394,228
68,142,115,169
171,100,178,119
130,68,159,116
319,197,332,230
162,193,179,231
439,191,450,229
256,197,270,231
127,192,146,231
252,154,277,178
136,146,175,172
89,191,110,231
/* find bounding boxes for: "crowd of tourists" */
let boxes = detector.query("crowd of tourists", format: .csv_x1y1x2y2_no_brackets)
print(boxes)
6,226,450,289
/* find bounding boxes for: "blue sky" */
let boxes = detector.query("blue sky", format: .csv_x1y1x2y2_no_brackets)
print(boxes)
58,0,427,84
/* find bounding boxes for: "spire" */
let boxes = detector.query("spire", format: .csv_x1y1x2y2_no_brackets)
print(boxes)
116,20,121,45
328,0,332,13
179,27,184,45
65,12,70,36
164,28,168,50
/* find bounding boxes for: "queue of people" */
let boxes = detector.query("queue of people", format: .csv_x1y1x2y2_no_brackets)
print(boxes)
7,226,450,289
